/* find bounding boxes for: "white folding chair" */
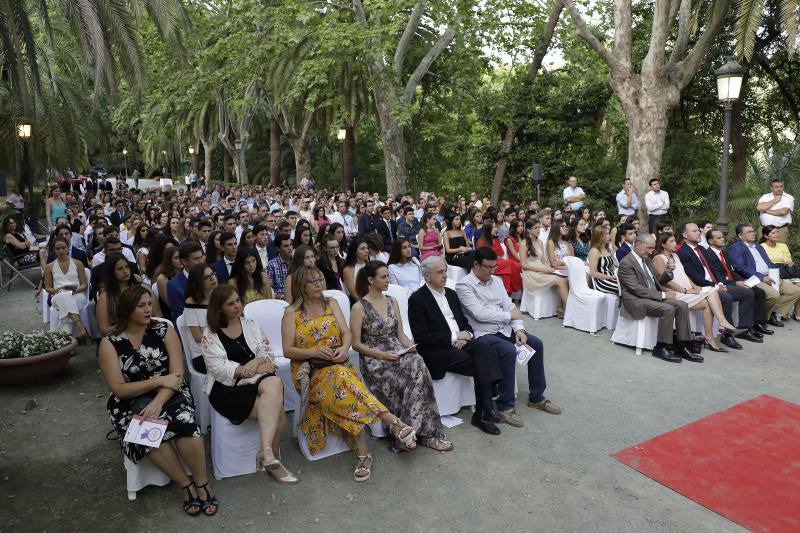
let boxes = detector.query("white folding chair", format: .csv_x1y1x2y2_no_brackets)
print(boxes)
243,299,298,412
610,272,658,354
519,272,559,320
446,264,468,284
431,373,475,416
563,257,611,334
125,454,171,500
209,407,261,479
174,315,211,433
384,283,412,342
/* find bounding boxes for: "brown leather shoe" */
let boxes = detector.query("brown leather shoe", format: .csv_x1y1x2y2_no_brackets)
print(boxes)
498,408,525,427
527,399,562,415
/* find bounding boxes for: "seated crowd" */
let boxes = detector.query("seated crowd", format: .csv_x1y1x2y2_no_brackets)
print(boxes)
3,174,798,513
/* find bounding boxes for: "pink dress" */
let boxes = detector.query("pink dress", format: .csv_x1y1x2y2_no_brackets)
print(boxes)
419,229,442,261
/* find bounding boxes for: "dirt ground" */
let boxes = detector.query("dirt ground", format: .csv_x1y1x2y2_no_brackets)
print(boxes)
2,275,796,532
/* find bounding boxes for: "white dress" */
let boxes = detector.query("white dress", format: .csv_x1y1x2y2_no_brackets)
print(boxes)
388,260,422,291
654,253,715,308
51,259,86,331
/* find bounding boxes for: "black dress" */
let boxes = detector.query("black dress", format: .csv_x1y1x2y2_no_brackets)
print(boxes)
445,234,475,270
106,319,201,463
208,330,271,424
6,232,39,267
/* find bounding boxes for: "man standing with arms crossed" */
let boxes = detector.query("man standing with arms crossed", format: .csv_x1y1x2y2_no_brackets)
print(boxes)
756,178,793,243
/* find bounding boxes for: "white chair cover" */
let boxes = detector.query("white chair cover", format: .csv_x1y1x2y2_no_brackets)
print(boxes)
174,315,211,432
610,315,659,355
210,406,261,479
446,264,468,284
432,373,475,416
384,283,412,341
243,299,299,412
124,454,171,500
519,272,559,320
563,256,610,333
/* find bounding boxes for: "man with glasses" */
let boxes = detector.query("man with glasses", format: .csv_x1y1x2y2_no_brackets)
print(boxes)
456,247,561,427
617,234,695,363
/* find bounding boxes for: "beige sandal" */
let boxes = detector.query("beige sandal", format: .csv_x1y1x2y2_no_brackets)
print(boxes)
354,453,373,482
420,436,453,452
389,417,416,451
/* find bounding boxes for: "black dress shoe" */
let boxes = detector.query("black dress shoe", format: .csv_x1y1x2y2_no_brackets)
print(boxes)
767,316,785,327
652,345,681,363
471,412,501,435
744,327,763,338
676,344,704,362
720,326,748,336
736,331,763,343
720,333,743,349
755,323,774,335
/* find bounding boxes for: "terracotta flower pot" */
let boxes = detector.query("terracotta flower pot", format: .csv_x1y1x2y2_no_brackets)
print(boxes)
0,337,78,386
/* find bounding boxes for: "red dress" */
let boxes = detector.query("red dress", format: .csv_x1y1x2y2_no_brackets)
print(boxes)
476,238,523,295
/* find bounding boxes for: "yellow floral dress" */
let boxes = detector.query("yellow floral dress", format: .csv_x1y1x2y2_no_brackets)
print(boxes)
291,305,387,455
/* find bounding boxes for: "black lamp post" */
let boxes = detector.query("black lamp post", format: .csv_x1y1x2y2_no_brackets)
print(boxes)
714,56,746,238
17,124,32,221
337,128,346,191
122,148,128,180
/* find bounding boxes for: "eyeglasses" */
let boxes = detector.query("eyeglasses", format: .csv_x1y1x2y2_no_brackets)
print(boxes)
477,262,497,272
204,272,217,280
307,277,325,286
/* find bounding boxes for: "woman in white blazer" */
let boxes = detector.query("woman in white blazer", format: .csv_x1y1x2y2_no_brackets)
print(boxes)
201,284,297,484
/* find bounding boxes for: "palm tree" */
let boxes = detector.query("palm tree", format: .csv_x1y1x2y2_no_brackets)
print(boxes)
735,0,800,60
0,0,186,196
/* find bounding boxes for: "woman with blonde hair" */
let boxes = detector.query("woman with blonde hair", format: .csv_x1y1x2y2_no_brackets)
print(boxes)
587,226,618,295
282,265,417,481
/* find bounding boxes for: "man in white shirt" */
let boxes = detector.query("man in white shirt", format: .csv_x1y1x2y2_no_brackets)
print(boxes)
616,178,640,217
234,211,251,243
644,178,670,233
562,176,586,210
756,178,794,243
456,248,561,425
329,201,358,239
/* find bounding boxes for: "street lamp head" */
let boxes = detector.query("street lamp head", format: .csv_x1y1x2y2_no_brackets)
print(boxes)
161,149,167,157
715,56,746,102
188,146,195,155
17,124,31,140
234,139,242,151
337,128,347,141
122,148,128,155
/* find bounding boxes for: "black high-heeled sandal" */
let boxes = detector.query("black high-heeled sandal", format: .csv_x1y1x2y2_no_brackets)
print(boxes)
181,483,202,516
195,482,218,516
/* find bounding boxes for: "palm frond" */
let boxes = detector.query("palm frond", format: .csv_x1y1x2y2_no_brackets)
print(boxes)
735,0,766,61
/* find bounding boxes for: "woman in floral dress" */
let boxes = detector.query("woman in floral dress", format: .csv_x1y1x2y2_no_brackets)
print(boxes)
281,265,417,481
98,286,216,516
350,261,452,452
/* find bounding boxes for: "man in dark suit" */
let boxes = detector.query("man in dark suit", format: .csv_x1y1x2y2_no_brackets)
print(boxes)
108,200,127,228
617,234,698,363
728,224,800,324
676,223,761,348
377,206,397,252
166,242,204,322
615,223,637,262
212,232,237,283
357,199,380,236
703,229,772,337
409,257,513,435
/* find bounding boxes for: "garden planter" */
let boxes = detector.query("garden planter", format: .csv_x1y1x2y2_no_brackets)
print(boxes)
0,337,78,385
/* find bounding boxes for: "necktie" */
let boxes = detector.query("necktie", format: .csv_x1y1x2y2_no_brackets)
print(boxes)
693,246,718,284
386,221,393,243
641,260,655,288
718,251,734,281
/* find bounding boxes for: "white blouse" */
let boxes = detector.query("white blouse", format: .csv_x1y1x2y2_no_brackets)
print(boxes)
200,317,275,394
389,260,422,291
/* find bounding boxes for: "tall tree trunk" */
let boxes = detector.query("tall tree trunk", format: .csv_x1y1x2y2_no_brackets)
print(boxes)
270,118,281,186
373,89,406,196
290,139,312,185
201,140,214,182
621,90,672,228
223,149,232,182
343,125,355,191
490,0,564,205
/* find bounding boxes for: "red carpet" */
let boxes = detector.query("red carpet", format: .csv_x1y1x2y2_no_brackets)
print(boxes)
613,395,800,532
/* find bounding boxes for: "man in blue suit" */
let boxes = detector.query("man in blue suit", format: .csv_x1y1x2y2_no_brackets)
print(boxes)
212,232,237,284
728,224,800,325
677,223,761,347
615,223,637,262
166,242,204,322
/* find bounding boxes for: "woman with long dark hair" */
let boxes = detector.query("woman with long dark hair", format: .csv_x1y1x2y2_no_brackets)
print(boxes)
443,213,474,271
317,233,345,291
387,238,422,291
229,248,273,305
567,218,591,262
284,245,317,303
97,252,161,334
475,220,523,295
343,237,369,299
205,230,223,265
183,264,218,373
